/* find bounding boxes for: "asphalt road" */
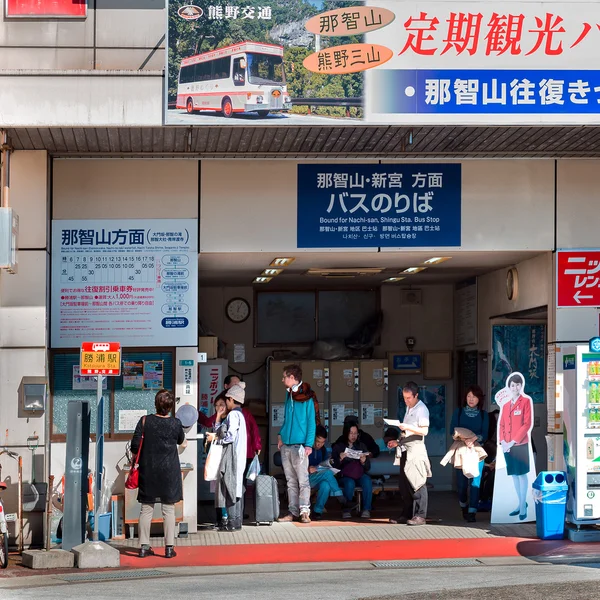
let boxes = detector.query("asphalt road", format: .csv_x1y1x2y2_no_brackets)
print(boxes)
166,109,361,126
3,561,600,600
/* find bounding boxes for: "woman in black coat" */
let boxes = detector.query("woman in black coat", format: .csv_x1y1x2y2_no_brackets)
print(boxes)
131,389,186,559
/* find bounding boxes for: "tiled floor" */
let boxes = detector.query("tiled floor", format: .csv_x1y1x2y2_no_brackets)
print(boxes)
113,492,538,549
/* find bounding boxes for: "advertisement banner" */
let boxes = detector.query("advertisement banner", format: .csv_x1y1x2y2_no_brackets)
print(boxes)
297,163,461,248
491,324,546,404
51,219,198,348
166,0,600,126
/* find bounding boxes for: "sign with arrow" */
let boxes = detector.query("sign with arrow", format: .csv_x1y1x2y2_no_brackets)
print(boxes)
557,250,600,308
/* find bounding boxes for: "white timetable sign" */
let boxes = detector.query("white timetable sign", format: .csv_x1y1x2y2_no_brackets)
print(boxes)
51,219,198,348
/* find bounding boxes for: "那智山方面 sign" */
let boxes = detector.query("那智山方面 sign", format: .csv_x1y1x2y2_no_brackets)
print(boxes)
51,219,198,348
166,0,600,126
296,163,461,248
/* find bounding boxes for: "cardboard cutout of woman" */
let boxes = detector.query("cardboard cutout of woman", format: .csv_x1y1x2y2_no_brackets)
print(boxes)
491,372,537,524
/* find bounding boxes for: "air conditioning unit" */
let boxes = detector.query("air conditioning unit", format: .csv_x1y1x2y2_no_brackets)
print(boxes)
401,289,422,306
0,208,18,274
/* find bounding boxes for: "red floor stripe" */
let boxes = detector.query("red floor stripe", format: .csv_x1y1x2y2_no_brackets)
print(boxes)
119,537,537,569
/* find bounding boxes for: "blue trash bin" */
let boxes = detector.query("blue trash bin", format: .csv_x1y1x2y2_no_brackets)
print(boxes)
532,471,568,540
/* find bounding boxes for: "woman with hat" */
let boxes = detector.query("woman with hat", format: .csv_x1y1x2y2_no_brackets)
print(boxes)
206,382,247,532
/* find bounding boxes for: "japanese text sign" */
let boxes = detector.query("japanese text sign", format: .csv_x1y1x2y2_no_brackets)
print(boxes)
80,342,121,376
557,250,600,307
166,0,600,127
297,164,461,248
51,219,198,348
6,0,87,17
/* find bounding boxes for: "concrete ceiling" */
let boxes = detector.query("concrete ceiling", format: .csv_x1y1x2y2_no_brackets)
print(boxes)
198,250,543,287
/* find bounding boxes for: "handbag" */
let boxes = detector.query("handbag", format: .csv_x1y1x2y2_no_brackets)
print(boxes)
461,446,480,479
340,459,365,480
204,440,223,482
125,416,146,490
246,454,261,483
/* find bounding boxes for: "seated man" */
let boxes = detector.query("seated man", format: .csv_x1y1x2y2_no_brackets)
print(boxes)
308,425,346,520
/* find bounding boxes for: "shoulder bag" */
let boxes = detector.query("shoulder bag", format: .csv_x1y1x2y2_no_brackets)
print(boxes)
125,416,146,490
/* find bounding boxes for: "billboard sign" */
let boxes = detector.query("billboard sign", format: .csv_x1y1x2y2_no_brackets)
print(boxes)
297,163,461,248
557,250,600,307
51,219,198,348
5,0,87,17
166,0,600,126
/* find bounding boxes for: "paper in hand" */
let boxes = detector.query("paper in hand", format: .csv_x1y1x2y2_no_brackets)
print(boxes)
383,418,403,428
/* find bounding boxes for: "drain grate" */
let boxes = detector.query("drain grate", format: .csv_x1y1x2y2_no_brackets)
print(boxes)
373,559,482,569
58,569,167,582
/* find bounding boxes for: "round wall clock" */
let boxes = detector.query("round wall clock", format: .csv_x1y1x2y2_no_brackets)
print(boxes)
225,297,251,323
506,267,519,301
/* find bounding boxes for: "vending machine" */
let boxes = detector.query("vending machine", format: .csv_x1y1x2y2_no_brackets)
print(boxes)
562,344,600,527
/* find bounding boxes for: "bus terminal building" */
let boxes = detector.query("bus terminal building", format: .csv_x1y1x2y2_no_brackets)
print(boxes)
1,0,600,548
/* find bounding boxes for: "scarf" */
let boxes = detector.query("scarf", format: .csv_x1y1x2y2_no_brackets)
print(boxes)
291,382,321,426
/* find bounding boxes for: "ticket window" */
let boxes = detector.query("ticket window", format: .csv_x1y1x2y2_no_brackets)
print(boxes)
359,360,388,443
329,361,359,444
300,360,328,429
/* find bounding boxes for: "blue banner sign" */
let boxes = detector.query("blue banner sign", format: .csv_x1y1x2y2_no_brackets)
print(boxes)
297,164,461,248
371,70,600,115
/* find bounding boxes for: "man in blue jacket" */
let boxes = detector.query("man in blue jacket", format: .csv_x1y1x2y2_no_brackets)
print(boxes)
277,364,316,524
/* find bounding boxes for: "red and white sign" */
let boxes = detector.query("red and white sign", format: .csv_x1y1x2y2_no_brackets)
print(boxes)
5,0,87,18
557,251,600,307
80,341,121,376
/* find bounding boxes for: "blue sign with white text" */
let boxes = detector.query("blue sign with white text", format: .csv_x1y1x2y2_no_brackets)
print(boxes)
297,164,461,248
371,70,600,115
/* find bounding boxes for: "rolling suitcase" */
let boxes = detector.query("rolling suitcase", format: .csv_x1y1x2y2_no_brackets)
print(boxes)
254,475,279,526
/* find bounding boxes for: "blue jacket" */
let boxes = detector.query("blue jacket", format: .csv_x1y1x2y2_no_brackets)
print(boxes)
450,407,489,443
308,446,331,468
279,390,316,447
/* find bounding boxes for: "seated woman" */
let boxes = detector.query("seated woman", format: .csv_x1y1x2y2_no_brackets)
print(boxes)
308,425,346,520
332,422,373,519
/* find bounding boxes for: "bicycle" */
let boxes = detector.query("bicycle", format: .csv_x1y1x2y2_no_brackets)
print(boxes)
0,449,20,569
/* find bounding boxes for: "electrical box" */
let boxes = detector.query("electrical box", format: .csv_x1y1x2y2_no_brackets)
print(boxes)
329,361,359,443
358,360,388,442
0,207,18,274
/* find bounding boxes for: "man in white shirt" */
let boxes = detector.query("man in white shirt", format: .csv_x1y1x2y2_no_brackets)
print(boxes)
387,381,431,526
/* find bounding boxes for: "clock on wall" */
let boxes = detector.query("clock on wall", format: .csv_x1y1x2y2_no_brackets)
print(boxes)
225,297,251,323
506,267,519,301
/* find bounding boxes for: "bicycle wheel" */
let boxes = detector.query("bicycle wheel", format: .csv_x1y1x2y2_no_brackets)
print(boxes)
0,532,8,568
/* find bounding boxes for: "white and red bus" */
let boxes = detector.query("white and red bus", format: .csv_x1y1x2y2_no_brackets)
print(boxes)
176,41,292,118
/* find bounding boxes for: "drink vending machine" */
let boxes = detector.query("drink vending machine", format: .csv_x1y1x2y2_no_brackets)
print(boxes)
562,345,600,527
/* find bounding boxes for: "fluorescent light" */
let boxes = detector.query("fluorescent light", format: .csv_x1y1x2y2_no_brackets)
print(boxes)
383,277,406,283
401,267,427,274
262,268,283,276
253,276,272,283
423,257,451,265
269,257,295,267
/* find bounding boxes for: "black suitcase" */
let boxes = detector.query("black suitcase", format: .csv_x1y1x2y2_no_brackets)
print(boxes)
254,475,280,525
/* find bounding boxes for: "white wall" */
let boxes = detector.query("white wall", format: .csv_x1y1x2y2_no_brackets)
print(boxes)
201,160,555,253
0,150,48,547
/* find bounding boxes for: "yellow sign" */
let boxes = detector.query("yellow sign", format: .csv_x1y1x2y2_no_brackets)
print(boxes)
80,342,121,375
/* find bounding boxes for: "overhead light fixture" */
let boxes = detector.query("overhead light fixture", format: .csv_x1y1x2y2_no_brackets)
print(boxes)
261,268,283,276
401,267,427,275
383,277,406,283
423,257,451,265
306,267,384,277
269,257,295,267
253,276,272,284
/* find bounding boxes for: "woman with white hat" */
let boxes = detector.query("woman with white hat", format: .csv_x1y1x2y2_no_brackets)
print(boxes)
206,382,247,532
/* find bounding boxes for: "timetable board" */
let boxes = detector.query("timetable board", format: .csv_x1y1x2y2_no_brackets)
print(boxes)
51,219,198,348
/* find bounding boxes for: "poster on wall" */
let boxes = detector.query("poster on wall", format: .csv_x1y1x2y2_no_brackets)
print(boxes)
491,372,537,524
491,324,546,405
72,365,108,391
51,219,198,348
199,363,223,416
166,1,600,127
5,0,87,18
122,361,144,390
143,361,164,390
297,163,460,248
397,384,446,457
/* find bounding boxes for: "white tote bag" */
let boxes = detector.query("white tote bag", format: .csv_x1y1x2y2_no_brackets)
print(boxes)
461,446,480,479
204,441,223,482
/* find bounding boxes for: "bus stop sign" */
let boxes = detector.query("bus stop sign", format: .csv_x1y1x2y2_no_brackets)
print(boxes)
80,342,121,376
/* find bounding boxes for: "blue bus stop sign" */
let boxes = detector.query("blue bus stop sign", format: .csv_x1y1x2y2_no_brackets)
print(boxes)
590,337,600,353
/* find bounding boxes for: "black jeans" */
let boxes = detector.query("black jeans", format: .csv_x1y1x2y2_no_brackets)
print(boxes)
399,451,428,520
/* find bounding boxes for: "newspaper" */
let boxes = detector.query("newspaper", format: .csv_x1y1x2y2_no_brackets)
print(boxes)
317,460,340,475
345,447,368,460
